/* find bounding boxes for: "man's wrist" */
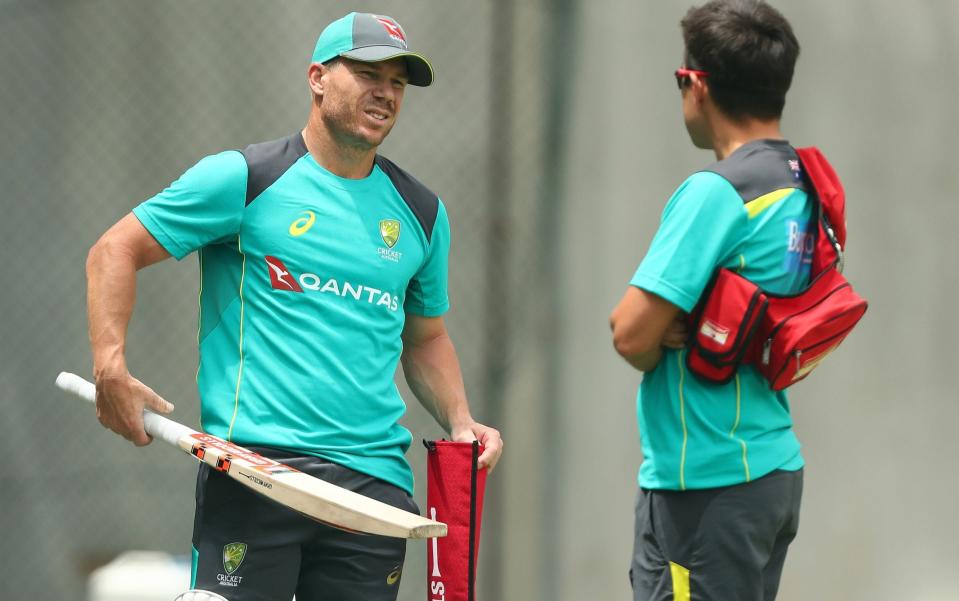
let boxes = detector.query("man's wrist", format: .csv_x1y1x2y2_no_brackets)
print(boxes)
448,414,476,435
93,350,128,380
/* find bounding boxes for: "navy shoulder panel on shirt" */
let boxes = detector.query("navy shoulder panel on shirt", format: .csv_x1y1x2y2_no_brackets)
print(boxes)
241,133,309,206
374,154,439,243
701,139,808,203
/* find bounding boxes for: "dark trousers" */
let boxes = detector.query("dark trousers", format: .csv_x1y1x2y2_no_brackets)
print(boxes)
192,448,418,601
630,469,803,601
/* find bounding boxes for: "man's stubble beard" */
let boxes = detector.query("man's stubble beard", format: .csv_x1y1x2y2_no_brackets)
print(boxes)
321,98,394,152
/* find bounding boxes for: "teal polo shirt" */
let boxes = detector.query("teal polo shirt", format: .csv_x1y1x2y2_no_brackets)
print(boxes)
631,139,813,490
133,133,450,495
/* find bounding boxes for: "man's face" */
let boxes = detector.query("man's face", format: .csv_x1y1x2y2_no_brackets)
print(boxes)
317,57,409,149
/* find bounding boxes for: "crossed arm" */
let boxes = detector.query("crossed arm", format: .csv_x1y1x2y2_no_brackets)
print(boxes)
609,286,688,371
401,315,503,472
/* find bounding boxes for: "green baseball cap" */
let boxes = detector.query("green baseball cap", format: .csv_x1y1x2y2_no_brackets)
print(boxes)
312,12,434,87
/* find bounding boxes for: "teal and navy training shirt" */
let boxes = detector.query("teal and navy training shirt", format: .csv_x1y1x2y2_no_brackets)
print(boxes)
133,133,450,495
631,139,813,490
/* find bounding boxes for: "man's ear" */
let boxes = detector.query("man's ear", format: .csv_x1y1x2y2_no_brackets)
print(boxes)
691,75,709,105
308,63,326,96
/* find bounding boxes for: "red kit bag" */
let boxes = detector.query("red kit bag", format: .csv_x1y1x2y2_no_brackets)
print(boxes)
686,269,768,384
685,147,867,389
752,265,867,390
746,147,867,389
425,440,487,601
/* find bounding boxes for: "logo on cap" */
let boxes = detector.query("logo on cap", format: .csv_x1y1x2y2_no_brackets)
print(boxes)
376,16,407,46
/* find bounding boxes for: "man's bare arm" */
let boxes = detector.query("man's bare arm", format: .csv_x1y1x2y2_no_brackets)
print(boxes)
86,213,174,445
401,314,503,471
609,287,684,372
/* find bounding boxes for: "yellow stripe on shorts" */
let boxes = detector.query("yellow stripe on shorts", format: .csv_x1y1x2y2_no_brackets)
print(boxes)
670,561,691,601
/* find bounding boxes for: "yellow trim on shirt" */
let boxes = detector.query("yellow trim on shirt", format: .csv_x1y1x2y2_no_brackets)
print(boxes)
745,188,795,219
731,373,751,482
227,236,247,441
670,561,691,601
678,350,688,491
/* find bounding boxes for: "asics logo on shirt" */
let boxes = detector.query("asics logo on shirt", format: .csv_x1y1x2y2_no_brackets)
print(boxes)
288,211,316,237
263,256,400,312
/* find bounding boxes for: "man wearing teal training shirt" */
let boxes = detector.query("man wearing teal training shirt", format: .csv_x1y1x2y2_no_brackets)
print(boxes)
610,2,808,600
86,12,502,601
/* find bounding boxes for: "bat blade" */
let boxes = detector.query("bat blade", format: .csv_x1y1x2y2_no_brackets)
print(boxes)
56,372,446,539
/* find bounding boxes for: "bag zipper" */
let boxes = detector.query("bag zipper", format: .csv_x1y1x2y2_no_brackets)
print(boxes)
770,320,861,384
760,282,851,365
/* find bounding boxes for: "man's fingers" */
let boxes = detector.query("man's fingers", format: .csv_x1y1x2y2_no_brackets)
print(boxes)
131,432,153,447
450,424,503,472
94,374,168,446
476,429,503,472
144,392,175,415
118,410,151,446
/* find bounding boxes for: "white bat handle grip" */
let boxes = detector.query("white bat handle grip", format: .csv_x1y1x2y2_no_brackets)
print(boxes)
56,371,95,402
56,371,194,446
142,412,194,446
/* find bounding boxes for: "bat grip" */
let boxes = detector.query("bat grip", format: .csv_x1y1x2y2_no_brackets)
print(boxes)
56,371,195,446
143,412,194,446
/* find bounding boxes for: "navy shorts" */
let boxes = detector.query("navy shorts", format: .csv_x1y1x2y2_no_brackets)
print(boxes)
191,447,419,601
630,469,803,601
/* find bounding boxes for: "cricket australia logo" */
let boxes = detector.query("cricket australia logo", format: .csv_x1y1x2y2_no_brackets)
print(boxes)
378,219,403,263
217,542,247,587
380,219,401,248
224,542,246,574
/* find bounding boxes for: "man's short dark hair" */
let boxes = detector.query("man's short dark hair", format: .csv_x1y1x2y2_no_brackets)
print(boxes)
681,0,800,120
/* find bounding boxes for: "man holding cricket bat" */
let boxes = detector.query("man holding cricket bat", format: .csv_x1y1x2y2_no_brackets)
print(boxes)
85,12,502,600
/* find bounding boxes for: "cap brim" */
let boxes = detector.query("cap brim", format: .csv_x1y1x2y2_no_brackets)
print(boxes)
340,46,434,87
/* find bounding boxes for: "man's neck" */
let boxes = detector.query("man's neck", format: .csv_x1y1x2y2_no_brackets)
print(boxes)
302,116,377,180
710,117,784,161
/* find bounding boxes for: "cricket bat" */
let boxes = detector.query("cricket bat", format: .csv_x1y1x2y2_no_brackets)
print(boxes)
56,372,446,540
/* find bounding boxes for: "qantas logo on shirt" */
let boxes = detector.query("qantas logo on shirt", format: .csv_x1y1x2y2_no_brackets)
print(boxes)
265,256,303,292
263,256,400,312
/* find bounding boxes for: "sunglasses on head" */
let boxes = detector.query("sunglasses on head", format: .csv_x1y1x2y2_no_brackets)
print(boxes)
674,67,709,89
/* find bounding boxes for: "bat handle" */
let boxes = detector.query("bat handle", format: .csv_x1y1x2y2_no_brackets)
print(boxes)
56,371,195,446
143,412,194,446
56,371,96,402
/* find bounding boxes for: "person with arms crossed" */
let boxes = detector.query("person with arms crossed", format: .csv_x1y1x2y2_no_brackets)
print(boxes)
85,12,502,601
610,2,808,600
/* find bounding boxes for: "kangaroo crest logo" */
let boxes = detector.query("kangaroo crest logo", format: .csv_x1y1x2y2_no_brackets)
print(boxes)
223,542,247,575
380,219,401,248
